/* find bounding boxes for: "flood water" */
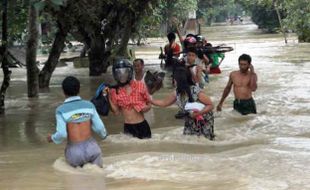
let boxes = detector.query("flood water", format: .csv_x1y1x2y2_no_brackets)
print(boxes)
1,23,310,190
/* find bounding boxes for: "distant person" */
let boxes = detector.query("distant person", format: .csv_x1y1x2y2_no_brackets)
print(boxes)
163,33,182,85
164,32,181,61
205,43,225,74
108,59,152,139
47,76,108,168
133,58,157,125
151,67,214,140
133,58,146,82
217,54,257,115
133,58,164,95
183,47,206,89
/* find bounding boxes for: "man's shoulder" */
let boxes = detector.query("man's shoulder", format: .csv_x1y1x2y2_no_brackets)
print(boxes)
230,70,239,76
56,99,94,113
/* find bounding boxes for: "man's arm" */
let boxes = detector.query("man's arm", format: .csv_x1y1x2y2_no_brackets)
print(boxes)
48,111,67,144
91,107,108,139
171,18,184,44
218,54,225,66
249,64,257,91
217,73,233,111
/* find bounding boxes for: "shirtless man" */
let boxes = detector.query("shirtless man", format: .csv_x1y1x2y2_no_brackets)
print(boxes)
109,59,152,139
133,58,146,82
47,76,107,167
217,54,257,115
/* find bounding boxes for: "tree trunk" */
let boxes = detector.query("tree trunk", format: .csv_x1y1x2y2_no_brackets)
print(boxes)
0,0,11,114
26,4,39,98
116,29,131,57
39,27,68,88
80,43,89,57
88,36,106,76
274,0,287,44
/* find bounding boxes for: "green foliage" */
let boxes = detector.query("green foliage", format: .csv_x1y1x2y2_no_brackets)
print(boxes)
251,4,280,32
197,0,243,25
0,1,28,45
238,0,281,32
131,0,199,40
239,0,310,41
282,0,310,42
0,0,65,46
162,0,198,21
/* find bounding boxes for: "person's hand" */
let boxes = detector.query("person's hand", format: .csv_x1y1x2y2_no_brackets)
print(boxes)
141,103,151,113
47,134,53,143
190,110,200,119
249,64,254,73
216,104,222,112
102,87,109,96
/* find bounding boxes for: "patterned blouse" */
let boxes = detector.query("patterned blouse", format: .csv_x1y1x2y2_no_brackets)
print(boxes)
110,80,150,112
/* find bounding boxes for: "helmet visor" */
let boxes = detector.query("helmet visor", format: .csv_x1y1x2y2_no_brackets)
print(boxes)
114,68,131,83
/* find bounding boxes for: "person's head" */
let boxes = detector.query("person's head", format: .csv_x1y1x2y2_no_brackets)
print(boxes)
112,58,133,86
173,67,194,102
167,32,176,43
186,47,197,64
238,54,252,73
133,58,144,74
62,76,80,97
184,36,196,49
195,35,205,48
186,33,196,38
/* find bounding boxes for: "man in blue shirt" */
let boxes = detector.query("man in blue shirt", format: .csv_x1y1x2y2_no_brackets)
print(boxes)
47,76,108,168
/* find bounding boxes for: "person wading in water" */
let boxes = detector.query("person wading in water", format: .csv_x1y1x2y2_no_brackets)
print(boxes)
217,54,257,115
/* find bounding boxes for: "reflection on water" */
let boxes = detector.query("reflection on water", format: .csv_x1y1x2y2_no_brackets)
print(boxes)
0,23,310,189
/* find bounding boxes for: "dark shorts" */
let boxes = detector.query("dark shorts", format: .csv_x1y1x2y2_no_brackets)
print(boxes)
124,120,151,139
65,138,102,168
233,98,257,115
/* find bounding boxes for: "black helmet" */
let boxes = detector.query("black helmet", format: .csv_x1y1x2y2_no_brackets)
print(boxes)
196,35,205,42
112,58,133,86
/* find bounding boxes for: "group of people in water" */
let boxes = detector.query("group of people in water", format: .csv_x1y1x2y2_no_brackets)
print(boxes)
47,31,258,169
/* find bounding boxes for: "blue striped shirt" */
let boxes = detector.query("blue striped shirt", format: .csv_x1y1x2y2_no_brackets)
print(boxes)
51,96,108,144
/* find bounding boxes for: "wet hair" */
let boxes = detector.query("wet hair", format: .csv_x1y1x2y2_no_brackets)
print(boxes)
133,58,144,65
187,47,197,55
186,33,196,38
62,76,80,96
173,67,194,102
238,54,252,64
167,32,176,43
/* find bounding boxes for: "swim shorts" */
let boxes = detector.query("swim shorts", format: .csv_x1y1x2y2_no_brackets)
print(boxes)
233,98,257,115
124,120,151,139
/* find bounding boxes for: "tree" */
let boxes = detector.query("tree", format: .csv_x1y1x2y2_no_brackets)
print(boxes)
26,2,39,97
282,0,310,42
238,0,281,32
37,0,161,85
0,0,11,114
